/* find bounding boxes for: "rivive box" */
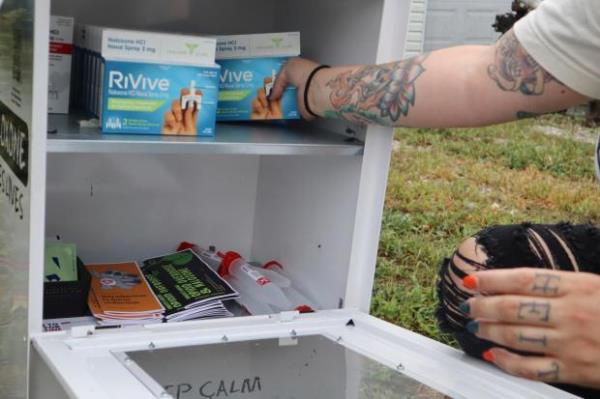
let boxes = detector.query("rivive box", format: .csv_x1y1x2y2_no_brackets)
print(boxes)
216,32,301,121
73,26,220,136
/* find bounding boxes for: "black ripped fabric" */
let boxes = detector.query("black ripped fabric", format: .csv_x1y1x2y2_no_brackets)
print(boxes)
436,223,600,399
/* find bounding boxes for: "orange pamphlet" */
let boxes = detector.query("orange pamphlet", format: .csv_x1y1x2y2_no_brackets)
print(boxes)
87,262,164,316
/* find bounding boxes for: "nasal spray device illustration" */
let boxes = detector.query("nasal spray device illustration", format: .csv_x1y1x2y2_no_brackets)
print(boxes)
264,71,276,98
181,80,203,112
98,28,220,135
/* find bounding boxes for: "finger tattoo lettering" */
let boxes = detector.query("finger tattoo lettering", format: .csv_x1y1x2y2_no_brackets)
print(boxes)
537,361,560,381
531,273,561,295
518,301,551,322
518,333,548,347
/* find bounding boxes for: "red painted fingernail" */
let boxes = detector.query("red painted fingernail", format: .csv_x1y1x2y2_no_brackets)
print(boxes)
463,275,478,290
483,350,495,363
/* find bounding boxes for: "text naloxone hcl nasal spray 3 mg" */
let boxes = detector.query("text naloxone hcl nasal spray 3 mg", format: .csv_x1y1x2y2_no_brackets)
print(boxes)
216,32,300,121
73,26,220,136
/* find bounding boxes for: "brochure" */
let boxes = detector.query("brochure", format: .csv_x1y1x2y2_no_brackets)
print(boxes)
86,262,164,324
141,249,237,320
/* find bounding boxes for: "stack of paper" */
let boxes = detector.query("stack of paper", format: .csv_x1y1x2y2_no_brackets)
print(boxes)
87,262,164,326
142,249,238,322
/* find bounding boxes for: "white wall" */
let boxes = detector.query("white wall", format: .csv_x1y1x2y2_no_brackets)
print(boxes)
424,0,512,51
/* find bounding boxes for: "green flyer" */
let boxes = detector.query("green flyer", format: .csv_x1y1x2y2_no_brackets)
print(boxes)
44,242,78,282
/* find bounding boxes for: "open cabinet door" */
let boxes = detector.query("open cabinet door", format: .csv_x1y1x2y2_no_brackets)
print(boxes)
0,0,47,397
32,310,577,399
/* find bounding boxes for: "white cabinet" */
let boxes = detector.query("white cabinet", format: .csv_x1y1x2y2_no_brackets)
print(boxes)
0,0,577,398
32,310,573,399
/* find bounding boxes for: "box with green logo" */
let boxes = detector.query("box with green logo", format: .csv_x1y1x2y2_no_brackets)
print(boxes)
216,32,301,121
102,60,220,136
73,26,220,135
100,29,220,135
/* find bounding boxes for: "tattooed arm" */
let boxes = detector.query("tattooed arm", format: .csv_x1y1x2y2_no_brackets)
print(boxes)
270,29,588,128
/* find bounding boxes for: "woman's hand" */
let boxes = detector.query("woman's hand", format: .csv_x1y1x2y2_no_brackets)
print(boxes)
461,268,600,389
270,57,320,120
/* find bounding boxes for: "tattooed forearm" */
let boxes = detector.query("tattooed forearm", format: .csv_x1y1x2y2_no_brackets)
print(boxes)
325,54,429,126
531,273,561,295
537,362,560,381
518,301,551,322
519,333,548,347
488,30,557,95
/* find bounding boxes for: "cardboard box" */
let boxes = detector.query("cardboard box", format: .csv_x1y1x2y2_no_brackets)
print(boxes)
48,16,74,114
216,32,301,121
72,26,220,136
102,60,219,136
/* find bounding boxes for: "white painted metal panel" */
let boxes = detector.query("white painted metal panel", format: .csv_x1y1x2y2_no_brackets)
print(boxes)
274,0,384,66
251,156,362,309
47,115,364,156
46,154,261,263
0,0,48,397
29,347,72,399
51,0,278,35
28,0,50,342
345,0,408,311
424,0,511,51
31,310,577,399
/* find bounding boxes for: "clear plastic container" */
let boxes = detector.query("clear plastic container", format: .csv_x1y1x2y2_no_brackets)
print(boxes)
226,274,274,315
219,252,293,312
263,261,318,312
186,243,317,314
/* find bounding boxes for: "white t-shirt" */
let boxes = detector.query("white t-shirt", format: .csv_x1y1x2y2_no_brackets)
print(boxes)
514,0,600,99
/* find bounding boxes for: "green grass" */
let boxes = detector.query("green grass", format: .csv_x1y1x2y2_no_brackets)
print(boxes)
371,115,600,345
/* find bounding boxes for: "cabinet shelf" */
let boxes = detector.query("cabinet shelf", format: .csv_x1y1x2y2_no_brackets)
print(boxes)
47,114,364,156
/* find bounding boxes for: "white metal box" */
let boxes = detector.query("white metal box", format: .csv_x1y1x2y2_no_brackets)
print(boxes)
0,0,578,398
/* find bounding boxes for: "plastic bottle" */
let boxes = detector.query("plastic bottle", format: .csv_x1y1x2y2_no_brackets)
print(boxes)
218,251,293,311
192,246,288,286
249,264,291,288
192,246,275,315
184,242,317,314
227,274,274,315
195,246,222,271
263,261,318,312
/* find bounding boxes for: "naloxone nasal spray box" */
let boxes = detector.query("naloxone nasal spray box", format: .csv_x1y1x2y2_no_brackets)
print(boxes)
216,32,300,121
73,26,220,136
101,29,220,136
48,16,74,114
